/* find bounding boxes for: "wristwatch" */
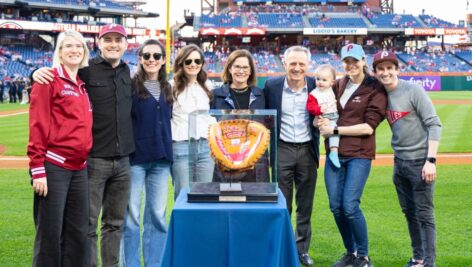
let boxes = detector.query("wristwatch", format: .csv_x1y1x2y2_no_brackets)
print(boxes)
333,126,339,135
426,157,436,164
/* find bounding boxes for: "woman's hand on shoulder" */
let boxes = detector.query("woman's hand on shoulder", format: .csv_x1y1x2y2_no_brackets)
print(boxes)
32,67,54,85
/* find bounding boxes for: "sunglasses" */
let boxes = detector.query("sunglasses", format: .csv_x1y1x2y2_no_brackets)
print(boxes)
142,53,163,61
184,58,203,66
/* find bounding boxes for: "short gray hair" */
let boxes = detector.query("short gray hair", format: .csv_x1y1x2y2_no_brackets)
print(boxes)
283,46,311,62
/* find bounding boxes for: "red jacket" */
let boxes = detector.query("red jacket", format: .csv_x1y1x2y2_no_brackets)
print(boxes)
306,94,323,116
28,65,93,179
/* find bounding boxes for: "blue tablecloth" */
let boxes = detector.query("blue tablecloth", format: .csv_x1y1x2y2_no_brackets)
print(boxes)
162,189,300,267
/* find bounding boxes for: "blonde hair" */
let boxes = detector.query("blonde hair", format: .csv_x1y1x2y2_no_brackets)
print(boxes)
316,64,336,81
52,30,89,69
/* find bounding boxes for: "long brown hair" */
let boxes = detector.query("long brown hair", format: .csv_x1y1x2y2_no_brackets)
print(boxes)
172,44,211,100
134,39,172,103
221,49,257,87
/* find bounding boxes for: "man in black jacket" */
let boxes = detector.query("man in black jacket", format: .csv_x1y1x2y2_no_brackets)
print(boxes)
32,24,134,267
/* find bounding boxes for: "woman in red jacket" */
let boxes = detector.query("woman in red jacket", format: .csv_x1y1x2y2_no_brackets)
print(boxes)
27,30,92,267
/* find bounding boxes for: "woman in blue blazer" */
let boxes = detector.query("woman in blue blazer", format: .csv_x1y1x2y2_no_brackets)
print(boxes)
210,49,268,182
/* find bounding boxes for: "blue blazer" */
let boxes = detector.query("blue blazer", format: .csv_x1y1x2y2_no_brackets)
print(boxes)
210,83,265,109
263,76,320,167
130,90,173,165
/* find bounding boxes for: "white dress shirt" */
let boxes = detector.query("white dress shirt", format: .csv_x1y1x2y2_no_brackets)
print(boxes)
280,78,312,143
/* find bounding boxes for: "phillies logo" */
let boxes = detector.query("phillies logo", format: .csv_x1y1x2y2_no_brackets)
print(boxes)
346,44,354,51
381,51,390,59
0,22,23,30
352,96,361,103
387,110,411,125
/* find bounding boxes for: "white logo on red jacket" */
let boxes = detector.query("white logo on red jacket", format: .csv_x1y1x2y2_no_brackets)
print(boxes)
61,89,79,97
352,96,361,103
387,110,411,125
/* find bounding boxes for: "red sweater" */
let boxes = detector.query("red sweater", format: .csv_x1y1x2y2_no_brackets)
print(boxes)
28,65,93,179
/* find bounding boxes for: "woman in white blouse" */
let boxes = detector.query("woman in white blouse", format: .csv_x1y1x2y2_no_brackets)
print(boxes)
171,44,215,200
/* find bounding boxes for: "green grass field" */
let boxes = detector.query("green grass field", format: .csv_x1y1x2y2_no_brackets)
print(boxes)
1,92,471,156
0,103,28,112
1,165,471,266
0,91,471,266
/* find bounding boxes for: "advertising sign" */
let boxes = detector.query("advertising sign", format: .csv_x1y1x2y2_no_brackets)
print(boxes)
399,75,441,91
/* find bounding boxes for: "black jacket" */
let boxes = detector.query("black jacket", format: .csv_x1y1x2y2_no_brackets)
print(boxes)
79,55,135,157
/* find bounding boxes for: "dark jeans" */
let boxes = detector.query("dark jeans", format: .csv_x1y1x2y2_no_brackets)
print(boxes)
9,88,16,103
17,89,23,103
86,156,131,267
33,162,88,267
324,158,372,257
394,157,436,267
277,141,317,254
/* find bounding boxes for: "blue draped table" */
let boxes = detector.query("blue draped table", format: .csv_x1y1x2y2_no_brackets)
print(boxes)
162,188,300,267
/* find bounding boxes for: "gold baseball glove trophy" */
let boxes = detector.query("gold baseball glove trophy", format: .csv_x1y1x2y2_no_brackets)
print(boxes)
187,110,278,203
208,119,270,173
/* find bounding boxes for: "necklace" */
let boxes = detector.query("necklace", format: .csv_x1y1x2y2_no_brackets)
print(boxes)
230,86,249,94
229,87,251,109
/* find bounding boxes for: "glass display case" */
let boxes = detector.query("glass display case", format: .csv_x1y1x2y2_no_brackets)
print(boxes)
186,109,278,202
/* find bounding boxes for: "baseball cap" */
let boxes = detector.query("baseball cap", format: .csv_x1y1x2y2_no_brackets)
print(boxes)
340,44,365,61
372,50,399,69
98,23,127,39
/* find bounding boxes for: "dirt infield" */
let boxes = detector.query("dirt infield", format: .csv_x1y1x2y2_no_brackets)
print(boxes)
1,152,471,169
432,100,472,105
0,108,29,117
1,103,471,169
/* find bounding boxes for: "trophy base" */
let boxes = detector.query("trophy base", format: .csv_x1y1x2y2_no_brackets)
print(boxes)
220,183,242,192
188,182,278,203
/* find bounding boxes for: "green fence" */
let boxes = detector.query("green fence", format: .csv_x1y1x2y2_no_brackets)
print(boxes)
441,76,472,91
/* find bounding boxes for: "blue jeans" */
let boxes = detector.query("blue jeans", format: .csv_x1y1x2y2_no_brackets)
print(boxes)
171,139,214,200
120,160,171,267
324,158,372,257
393,157,436,267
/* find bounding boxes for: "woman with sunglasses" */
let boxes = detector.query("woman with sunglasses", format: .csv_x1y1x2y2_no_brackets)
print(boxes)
171,44,215,200
120,39,173,267
210,49,268,182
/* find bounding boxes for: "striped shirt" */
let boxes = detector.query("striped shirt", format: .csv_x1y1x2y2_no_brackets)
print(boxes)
144,80,161,101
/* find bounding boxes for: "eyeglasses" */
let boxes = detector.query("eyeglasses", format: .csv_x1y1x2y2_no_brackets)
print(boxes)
232,65,251,72
184,58,203,66
142,53,163,61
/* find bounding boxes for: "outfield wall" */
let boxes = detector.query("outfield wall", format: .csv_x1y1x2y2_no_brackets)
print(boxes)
208,72,472,91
